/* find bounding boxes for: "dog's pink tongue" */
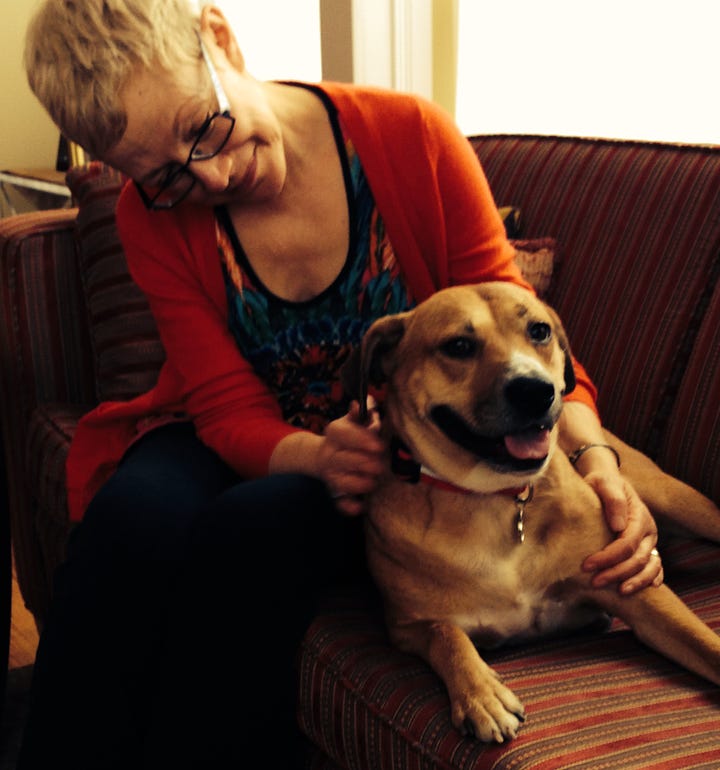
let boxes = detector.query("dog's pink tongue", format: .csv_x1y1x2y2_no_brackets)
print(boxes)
504,430,551,460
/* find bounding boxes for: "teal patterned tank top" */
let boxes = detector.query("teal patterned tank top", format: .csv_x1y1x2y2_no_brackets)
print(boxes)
216,107,415,434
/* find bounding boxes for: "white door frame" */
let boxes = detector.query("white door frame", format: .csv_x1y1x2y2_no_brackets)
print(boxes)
351,0,432,97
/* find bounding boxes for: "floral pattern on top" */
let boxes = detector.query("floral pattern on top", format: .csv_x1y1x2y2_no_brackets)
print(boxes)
217,137,415,434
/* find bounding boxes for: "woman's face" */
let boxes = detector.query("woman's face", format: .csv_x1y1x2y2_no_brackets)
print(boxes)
105,46,287,209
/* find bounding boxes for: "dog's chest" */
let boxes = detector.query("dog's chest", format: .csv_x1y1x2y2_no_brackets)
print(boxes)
457,579,601,648
367,483,602,647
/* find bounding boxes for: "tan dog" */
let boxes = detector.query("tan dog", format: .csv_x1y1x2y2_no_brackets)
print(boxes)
345,282,720,743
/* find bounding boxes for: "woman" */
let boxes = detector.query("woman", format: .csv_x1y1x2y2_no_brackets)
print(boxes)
21,1,661,767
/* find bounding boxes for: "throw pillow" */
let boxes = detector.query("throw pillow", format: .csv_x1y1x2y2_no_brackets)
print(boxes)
66,162,166,402
510,237,557,298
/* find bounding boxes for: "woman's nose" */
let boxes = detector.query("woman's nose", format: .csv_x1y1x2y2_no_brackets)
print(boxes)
191,154,232,192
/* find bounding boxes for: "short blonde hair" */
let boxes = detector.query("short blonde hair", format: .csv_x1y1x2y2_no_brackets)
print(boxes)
25,0,202,158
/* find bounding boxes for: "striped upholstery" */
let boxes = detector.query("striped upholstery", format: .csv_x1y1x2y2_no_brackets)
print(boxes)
659,281,720,503
0,209,95,621
25,404,90,602
298,539,720,769
470,136,720,502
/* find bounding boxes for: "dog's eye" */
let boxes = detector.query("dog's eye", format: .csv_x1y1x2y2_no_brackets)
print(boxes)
528,322,552,344
440,336,477,359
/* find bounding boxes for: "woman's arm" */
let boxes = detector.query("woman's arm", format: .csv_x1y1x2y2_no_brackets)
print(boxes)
559,401,663,593
270,399,386,516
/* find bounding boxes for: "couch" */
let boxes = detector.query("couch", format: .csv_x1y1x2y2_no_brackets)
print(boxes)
1,135,719,767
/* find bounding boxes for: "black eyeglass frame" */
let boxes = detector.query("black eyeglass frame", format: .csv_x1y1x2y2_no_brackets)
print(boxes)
135,35,236,210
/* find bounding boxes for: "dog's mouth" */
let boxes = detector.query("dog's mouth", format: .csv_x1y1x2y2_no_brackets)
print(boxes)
430,405,552,473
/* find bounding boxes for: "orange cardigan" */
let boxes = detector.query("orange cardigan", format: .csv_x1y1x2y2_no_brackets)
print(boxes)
66,83,596,520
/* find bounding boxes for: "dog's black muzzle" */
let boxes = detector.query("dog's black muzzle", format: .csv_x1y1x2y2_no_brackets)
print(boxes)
504,376,556,420
430,375,560,473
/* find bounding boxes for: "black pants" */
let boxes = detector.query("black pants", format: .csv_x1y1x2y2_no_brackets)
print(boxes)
18,423,368,769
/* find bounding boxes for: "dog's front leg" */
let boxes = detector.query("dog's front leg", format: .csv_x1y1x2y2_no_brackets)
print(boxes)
391,620,526,742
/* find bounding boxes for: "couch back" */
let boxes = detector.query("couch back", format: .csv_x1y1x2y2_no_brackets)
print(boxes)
471,136,720,501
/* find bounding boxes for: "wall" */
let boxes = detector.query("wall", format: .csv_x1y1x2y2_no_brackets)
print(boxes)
455,0,720,144
320,0,354,82
343,0,457,117
213,0,321,81
0,0,59,170
432,0,457,116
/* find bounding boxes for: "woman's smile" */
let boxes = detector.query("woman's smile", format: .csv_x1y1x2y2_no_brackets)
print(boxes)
106,58,285,208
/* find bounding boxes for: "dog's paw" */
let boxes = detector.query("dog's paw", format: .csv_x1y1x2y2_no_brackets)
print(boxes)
451,672,526,743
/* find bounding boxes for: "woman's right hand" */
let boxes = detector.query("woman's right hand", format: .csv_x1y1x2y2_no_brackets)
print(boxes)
318,399,387,516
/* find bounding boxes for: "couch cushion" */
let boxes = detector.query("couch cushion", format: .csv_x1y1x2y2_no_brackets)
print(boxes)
66,162,165,402
298,539,720,768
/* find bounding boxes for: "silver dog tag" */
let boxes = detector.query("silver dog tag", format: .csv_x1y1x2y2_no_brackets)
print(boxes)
515,485,534,544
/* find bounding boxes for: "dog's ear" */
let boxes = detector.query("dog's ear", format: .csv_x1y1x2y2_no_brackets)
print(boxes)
544,304,576,396
341,314,407,422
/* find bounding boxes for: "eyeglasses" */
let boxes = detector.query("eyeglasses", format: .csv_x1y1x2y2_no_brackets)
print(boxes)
135,35,236,210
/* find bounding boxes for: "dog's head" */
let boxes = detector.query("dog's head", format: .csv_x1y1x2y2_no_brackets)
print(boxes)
345,282,576,493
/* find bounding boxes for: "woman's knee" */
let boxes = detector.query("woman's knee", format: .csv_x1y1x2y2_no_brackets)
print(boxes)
187,473,364,587
188,474,338,561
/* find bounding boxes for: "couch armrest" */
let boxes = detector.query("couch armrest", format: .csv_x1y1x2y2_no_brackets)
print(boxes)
0,208,97,619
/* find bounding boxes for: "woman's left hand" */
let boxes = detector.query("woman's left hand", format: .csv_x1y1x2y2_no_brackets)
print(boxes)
559,401,663,595
580,471,663,594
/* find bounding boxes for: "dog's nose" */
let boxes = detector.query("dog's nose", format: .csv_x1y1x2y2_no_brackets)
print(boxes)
504,377,555,418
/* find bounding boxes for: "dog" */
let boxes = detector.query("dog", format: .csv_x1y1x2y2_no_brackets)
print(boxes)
344,281,720,744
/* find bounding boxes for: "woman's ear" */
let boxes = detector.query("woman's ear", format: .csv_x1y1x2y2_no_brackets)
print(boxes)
199,5,245,70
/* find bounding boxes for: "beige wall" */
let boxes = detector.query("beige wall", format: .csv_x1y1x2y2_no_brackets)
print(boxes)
320,0,353,83
432,0,457,117
1,0,59,169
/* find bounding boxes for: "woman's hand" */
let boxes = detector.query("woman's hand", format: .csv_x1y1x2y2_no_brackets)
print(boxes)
319,400,387,516
559,402,663,595
580,471,663,594
268,398,387,515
